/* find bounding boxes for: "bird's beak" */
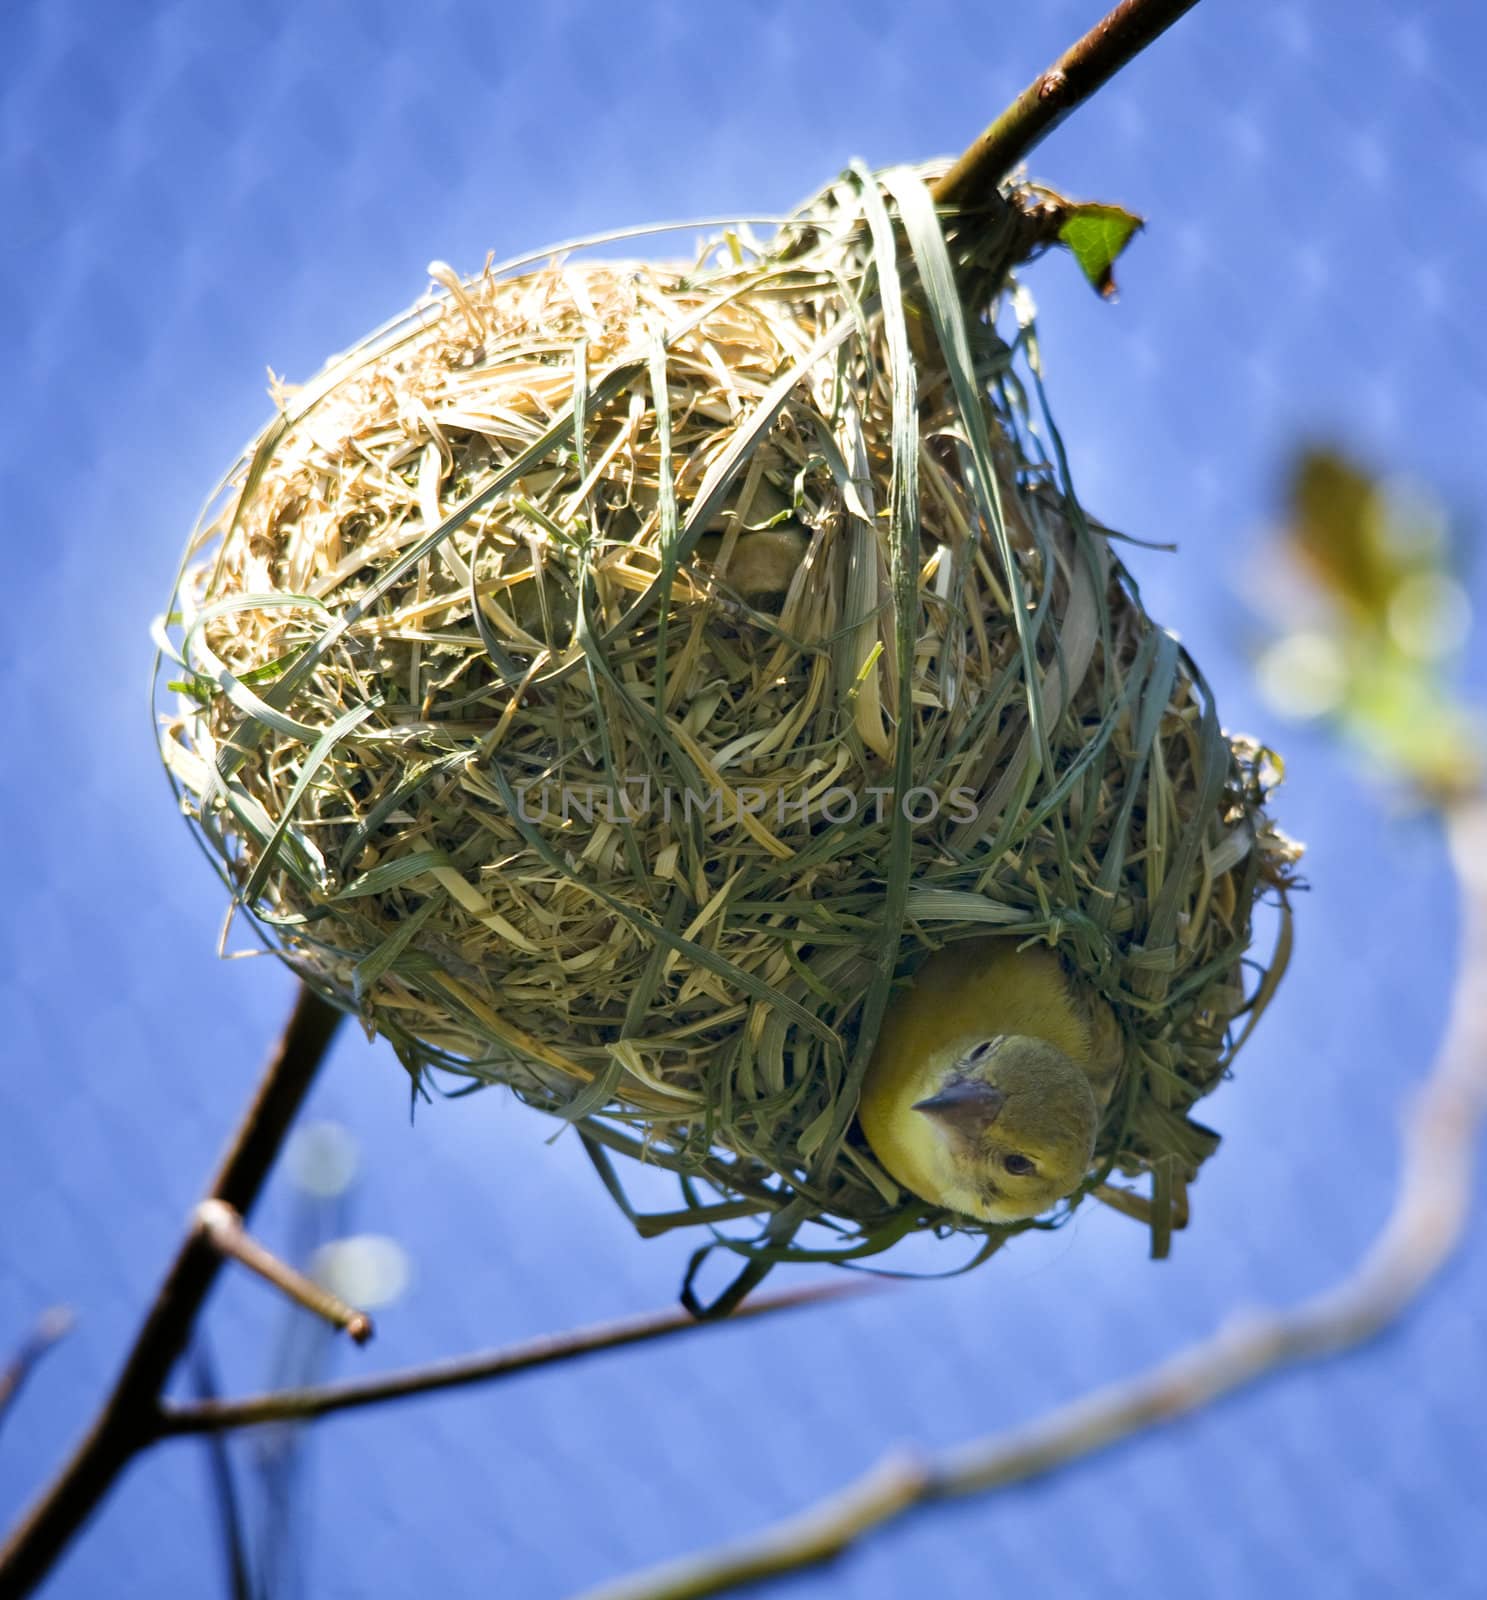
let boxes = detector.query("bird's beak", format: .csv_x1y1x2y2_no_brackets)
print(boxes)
913,1080,1006,1129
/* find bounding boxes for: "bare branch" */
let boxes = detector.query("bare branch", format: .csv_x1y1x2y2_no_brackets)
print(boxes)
154,1278,878,1437
195,1200,373,1345
0,1308,75,1436
570,798,1487,1600
932,0,1204,209
0,983,346,1597
186,1342,254,1600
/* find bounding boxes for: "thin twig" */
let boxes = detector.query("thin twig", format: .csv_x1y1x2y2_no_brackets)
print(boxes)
153,1278,878,1436
187,1342,254,1600
0,1308,75,1436
0,982,346,1598
585,1453,940,1600
572,798,1487,1600
931,0,1203,208
195,1199,373,1345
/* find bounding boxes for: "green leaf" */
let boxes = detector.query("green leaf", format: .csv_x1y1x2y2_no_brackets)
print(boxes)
1057,203,1144,299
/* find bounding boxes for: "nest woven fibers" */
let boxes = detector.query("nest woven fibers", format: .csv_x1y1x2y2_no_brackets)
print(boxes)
156,162,1299,1304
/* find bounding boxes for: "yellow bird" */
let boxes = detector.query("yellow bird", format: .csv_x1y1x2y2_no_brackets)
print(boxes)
859,938,1123,1223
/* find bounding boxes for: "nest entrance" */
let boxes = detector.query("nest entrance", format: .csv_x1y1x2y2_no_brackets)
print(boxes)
157,165,1298,1295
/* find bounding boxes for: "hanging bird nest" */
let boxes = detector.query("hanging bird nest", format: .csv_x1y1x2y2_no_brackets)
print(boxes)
155,163,1299,1300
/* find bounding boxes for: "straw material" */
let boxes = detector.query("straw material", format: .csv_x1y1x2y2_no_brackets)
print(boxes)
156,164,1299,1282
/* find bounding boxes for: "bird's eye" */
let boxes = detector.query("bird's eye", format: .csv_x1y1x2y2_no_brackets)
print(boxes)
1002,1152,1037,1177
965,1039,997,1064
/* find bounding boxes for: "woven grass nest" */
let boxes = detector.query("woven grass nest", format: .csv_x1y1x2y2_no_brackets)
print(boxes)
156,163,1299,1296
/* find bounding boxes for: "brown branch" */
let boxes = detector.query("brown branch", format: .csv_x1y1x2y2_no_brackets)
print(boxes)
0,982,346,1598
195,1199,373,1344
0,981,877,1595
153,1278,877,1436
931,0,1204,209
571,797,1487,1600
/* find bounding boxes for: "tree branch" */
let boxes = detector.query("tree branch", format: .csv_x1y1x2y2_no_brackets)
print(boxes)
0,1308,75,1437
195,1199,373,1344
0,982,346,1597
186,1342,255,1600
931,0,1204,208
153,1278,876,1436
570,798,1487,1600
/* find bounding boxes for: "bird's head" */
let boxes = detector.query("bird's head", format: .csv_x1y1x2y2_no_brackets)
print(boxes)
906,1033,1100,1222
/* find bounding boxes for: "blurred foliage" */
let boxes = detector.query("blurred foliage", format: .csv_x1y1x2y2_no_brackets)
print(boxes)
1257,447,1482,801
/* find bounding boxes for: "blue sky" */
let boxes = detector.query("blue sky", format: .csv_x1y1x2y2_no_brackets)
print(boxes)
2,3,1485,1595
